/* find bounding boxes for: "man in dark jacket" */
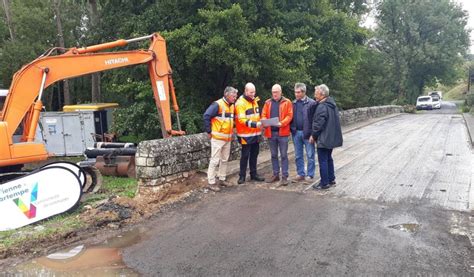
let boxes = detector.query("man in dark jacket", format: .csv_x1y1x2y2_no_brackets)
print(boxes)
290,83,317,181
310,84,343,190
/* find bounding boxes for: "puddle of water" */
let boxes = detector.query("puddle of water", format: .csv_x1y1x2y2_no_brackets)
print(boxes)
388,223,421,234
5,229,145,276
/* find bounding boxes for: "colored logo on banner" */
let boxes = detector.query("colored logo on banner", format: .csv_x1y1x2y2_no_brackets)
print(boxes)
13,183,38,219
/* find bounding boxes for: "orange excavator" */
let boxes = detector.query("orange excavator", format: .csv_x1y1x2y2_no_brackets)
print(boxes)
0,33,184,172
0,33,184,231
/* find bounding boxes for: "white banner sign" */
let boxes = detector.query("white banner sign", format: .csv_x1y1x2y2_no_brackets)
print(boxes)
0,167,82,231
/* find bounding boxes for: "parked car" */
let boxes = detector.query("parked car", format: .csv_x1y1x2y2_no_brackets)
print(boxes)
416,96,433,110
431,95,441,109
428,91,442,99
0,89,8,115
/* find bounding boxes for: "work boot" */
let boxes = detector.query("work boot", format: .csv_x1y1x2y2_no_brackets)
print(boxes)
237,176,246,184
250,175,264,182
266,175,280,183
292,175,305,183
280,176,289,186
219,179,232,187
207,183,221,192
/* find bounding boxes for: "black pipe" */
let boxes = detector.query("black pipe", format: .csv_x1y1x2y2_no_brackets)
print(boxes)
94,142,136,148
84,148,136,158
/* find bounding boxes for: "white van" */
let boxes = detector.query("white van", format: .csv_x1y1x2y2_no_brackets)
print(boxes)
430,94,441,109
416,96,433,110
0,89,8,112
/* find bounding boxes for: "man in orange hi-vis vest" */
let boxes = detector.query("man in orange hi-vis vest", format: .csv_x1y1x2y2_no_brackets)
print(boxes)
203,86,238,192
235,82,265,184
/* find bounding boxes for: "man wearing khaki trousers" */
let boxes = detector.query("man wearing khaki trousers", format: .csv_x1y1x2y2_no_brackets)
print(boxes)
203,86,238,191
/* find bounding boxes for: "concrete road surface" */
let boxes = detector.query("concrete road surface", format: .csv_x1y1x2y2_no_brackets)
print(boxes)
123,101,473,275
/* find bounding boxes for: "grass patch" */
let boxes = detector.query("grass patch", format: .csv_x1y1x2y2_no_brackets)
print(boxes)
0,213,84,249
444,83,467,101
101,176,138,198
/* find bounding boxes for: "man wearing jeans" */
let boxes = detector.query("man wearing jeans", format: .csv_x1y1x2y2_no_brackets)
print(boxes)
290,83,317,182
310,84,343,190
261,84,293,185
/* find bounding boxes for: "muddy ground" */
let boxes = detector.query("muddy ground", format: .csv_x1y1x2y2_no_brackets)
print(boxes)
0,171,211,269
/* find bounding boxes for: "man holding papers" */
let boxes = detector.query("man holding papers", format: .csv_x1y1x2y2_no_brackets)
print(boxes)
261,84,293,185
235,82,265,184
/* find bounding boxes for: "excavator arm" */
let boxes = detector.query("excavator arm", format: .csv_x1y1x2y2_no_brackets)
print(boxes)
0,33,184,168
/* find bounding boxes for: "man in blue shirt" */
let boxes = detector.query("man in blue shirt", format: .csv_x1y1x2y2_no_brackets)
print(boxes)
290,83,317,182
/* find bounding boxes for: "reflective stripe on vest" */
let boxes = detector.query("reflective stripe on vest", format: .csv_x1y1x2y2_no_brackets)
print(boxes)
237,132,261,137
211,99,234,141
235,95,261,138
211,131,232,138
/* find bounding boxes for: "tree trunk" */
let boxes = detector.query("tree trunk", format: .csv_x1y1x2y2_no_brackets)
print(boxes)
2,0,14,41
91,73,101,102
88,0,100,102
52,0,71,105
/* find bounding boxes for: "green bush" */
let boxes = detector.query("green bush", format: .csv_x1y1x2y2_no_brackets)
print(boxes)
403,105,417,113
461,104,470,113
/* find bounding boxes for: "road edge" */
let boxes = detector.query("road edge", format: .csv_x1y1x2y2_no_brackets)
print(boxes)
462,113,474,147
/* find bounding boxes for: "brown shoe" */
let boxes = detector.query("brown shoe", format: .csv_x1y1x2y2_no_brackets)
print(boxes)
207,184,221,192
280,177,289,186
219,180,231,187
292,175,305,183
266,175,280,183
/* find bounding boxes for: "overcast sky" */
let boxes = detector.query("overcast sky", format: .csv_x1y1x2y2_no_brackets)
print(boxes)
455,0,474,54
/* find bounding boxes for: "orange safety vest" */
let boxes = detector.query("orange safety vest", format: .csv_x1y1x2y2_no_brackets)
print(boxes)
211,98,235,141
235,95,261,145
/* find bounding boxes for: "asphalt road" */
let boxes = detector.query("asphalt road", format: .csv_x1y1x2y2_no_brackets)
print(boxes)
123,101,473,276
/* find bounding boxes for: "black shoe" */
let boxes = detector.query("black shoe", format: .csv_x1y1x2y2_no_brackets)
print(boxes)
238,176,245,184
330,180,336,186
312,183,330,190
250,175,264,182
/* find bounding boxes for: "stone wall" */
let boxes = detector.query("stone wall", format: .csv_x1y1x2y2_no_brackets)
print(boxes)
339,105,402,125
136,105,402,186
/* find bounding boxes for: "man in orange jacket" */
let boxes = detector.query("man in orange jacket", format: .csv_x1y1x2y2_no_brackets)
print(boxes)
261,84,293,185
235,82,265,184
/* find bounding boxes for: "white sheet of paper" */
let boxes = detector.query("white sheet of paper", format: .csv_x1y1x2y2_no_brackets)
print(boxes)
261,117,280,127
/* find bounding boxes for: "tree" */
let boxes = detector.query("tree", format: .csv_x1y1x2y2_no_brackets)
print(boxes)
376,0,470,103
88,0,101,102
0,0,56,88
2,0,14,41
52,0,71,105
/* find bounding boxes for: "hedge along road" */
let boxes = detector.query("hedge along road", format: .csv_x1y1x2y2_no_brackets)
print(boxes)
120,101,473,276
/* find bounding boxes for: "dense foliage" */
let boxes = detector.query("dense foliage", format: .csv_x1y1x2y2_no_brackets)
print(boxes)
0,0,470,140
